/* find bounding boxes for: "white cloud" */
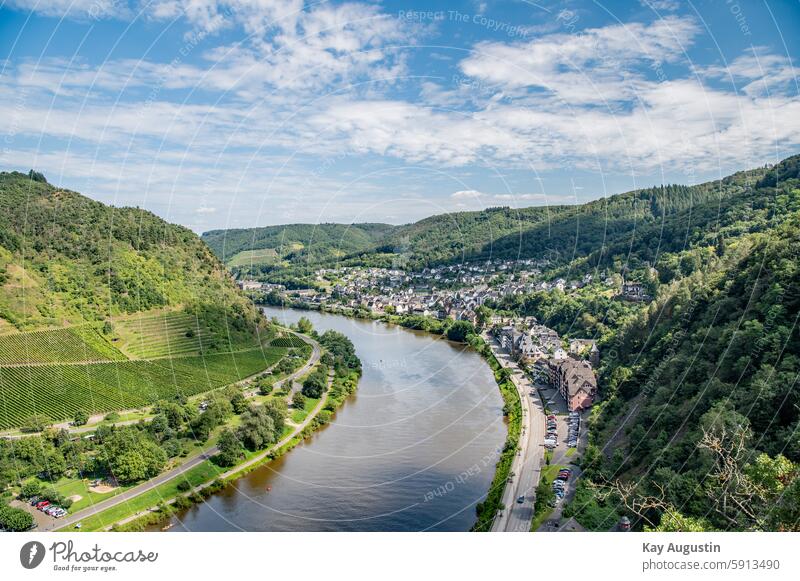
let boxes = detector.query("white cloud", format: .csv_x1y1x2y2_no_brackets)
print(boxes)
195,205,217,213
6,0,122,18
450,189,482,199
459,16,700,104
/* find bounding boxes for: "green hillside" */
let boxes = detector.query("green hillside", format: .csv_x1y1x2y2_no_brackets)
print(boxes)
214,161,781,283
0,170,264,332
0,170,284,429
558,156,800,532
202,222,396,273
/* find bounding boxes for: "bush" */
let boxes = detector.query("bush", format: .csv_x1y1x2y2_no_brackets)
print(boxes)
20,480,42,499
20,414,51,433
176,481,191,492
0,504,34,531
73,409,89,426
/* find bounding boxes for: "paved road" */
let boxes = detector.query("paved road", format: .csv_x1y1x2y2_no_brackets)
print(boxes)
108,369,333,531
488,336,546,532
42,334,321,532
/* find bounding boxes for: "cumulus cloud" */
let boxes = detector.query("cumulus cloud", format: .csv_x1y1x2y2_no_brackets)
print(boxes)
3,4,799,228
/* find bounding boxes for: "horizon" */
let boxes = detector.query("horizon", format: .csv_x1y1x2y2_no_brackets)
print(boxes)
7,149,792,236
1,1,799,233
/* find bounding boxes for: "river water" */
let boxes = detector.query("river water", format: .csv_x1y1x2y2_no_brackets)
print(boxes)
155,306,506,531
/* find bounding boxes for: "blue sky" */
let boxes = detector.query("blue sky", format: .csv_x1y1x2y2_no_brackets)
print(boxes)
1,0,799,233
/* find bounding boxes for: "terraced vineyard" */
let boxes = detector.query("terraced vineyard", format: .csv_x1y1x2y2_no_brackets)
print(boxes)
0,347,286,429
113,311,253,359
270,335,308,348
0,326,125,365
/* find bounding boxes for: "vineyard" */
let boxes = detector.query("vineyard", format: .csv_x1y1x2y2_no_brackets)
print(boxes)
0,326,125,365
0,347,286,429
114,312,268,359
270,335,308,348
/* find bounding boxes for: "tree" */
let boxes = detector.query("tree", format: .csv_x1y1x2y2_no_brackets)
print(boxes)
20,414,51,433
292,392,307,409
20,480,42,499
237,407,277,451
446,320,475,343
229,391,249,415
262,399,287,437
73,409,89,427
302,371,326,399
102,430,167,484
27,169,47,183
645,509,712,532
215,429,244,467
297,317,313,334
0,505,34,531
475,305,492,329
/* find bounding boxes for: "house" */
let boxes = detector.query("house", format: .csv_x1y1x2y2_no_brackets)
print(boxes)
569,339,600,365
549,359,597,411
621,281,650,302
238,280,263,291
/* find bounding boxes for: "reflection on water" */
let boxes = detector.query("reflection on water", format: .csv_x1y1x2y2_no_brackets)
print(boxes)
156,307,505,531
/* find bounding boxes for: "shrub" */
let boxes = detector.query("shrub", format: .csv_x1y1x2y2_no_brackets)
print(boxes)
0,504,34,531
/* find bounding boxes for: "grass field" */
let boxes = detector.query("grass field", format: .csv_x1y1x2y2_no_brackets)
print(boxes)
290,397,319,423
0,347,286,429
0,326,126,365
227,248,280,268
68,460,226,532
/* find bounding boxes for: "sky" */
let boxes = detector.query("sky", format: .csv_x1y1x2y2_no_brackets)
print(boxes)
1,0,799,233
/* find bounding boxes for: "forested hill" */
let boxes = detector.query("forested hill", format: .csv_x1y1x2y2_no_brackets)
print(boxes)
0,170,261,333
207,157,796,278
202,222,396,269
374,162,773,270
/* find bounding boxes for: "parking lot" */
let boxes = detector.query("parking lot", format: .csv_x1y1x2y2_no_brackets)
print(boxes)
13,496,70,529
528,378,590,531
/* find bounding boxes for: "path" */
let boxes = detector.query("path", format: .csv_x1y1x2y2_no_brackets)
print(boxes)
41,333,321,531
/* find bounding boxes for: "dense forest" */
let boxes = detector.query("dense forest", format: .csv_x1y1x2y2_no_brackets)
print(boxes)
0,170,264,335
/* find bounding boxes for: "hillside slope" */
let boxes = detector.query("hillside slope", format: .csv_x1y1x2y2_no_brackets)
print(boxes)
202,222,396,272
0,170,284,429
0,170,262,335
212,160,782,280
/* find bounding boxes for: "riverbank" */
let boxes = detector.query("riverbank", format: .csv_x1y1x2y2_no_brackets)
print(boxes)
103,331,362,532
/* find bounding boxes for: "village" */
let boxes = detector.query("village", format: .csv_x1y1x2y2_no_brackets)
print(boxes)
240,258,651,414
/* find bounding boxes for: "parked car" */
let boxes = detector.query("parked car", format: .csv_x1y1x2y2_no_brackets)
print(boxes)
29,497,40,506
517,496,525,504
35,501,50,510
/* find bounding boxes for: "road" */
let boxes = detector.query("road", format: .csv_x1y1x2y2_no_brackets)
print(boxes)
42,333,321,532
488,335,546,532
1,340,314,440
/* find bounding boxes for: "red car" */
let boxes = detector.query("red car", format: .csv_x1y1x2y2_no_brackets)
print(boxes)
36,501,50,509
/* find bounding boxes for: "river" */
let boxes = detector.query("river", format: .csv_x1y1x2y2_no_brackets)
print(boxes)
155,306,506,531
